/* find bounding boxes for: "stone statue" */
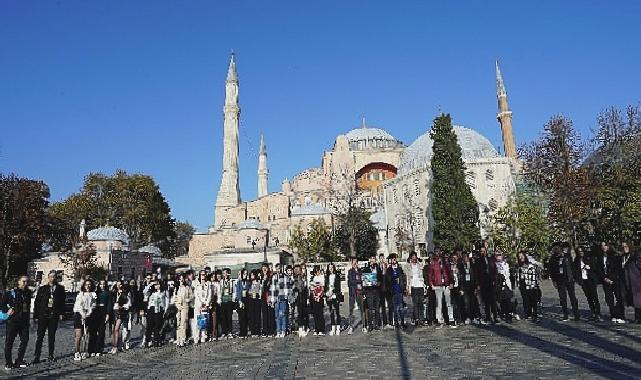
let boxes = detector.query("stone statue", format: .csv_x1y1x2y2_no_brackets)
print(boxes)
79,219,86,239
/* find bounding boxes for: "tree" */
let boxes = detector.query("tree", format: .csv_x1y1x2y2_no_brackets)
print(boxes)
521,115,591,244
288,219,336,262
335,206,378,260
429,113,480,251
488,193,552,261
172,221,195,257
49,170,176,255
0,174,51,290
59,240,100,282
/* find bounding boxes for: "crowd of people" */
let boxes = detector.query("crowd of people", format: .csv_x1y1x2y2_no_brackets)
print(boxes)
2,240,640,372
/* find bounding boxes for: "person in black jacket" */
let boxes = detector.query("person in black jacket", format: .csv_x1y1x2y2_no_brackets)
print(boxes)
597,242,626,323
347,257,364,334
574,246,601,321
363,255,383,331
386,254,407,328
548,244,580,321
458,253,479,323
475,246,498,324
325,263,342,335
32,270,65,363
3,275,32,370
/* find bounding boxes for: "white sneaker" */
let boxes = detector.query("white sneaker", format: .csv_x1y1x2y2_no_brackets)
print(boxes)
347,327,353,335
617,318,627,324
318,332,324,336
514,314,521,321
124,342,130,350
329,327,335,336
81,353,88,360
74,352,82,361
465,318,471,325
313,332,318,336
362,327,368,333
611,318,618,323
109,348,118,355
335,326,341,336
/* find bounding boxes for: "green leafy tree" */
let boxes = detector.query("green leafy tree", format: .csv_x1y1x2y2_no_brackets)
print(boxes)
172,221,195,257
49,170,176,255
288,219,336,262
430,113,480,251
489,193,552,261
521,115,591,244
0,174,51,290
335,207,378,261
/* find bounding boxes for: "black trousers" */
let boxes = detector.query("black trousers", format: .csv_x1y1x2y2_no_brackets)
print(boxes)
580,280,601,317
480,284,498,322
379,291,392,325
556,281,579,318
145,311,163,346
365,289,380,329
5,318,29,366
247,298,261,335
461,286,478,320
261,300,275,335
328,298,341,325
525,289,539,320
297,299,309,330
221,302,234,335
238,298,249,337
34,316,59,359
603,282,625,319
426,288,437,323
311,298,325,333
94,307,108,353
410,287,424,322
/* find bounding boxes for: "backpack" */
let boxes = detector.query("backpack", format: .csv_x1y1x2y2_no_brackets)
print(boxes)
196,312,209,330
0,290,16,323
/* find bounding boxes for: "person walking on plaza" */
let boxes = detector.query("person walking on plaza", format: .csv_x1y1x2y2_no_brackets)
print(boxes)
597,242,626,323
110,280,132,353
363,255,383,331
174,274,194,347
518,254,541,322
475,246,499,324
310,265,326,335
347,257,365,334
405,252,425,326
94,280,111,355
573,246,602,321
270,264,294,338
73,279,96,361
325,263,342,336
386,254,407,329
548,245,580,321
32,270,65,364
428,252,456,328
248,270,263,336
145,280,168,347
622,242,641,324
235,268,251,338
3,275,32,370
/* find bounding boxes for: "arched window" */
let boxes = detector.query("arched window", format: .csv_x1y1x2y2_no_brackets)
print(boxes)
413,178,420,196
489,198,498,211
465,171,476,189
485,169,494,181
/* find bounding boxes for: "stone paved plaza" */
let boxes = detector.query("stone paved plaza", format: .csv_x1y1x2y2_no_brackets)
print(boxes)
2,282,641,380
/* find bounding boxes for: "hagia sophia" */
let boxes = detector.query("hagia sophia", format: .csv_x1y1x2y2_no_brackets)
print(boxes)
179,55,519,269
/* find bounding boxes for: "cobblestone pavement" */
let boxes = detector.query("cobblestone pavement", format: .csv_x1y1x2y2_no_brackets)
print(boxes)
2,282,641,379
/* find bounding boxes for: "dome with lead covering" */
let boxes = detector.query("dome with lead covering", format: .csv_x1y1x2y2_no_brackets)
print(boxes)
87,226,130,244
237,219,266,230
138,245,162,256
341,124,403,150
399,126,499,175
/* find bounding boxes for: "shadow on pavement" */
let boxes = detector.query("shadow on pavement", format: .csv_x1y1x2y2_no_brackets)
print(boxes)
395,328,411,380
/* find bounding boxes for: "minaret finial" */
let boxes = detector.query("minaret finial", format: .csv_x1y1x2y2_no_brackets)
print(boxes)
361,115,367,128
495,59,506,98
259,134,266,155
227,51,238,82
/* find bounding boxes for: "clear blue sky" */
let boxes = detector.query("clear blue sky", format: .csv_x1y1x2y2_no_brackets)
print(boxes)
2,1,640,231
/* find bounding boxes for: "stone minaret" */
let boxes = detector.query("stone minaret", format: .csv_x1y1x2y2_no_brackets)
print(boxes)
495,60,517,159
257,134,268,198
214,53,242,228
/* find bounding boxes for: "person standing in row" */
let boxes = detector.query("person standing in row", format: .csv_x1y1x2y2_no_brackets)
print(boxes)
548,245,580,321
247,270,263,337
325,263,342,336
518,253,540,322
475,246,498,324
622,242,641,324
32,271,65,364
94,280,111,355
428,252,455,328
219,269,235,339
236,269,251,338
261,264,275,337
193,271,212,344
270,264,293,338
495,251,513,323
310,265,326,335
363,255,382,331
386,254,407,328
378,254,392,328
3,275,32,370
110,280,132,353
145,280,168,347
294,265,310,336
573,247,601,321
405,252,425,326
347,257,364,334
174,275,194,347
597,242,626,323
73,279,96,361
458,253,478,324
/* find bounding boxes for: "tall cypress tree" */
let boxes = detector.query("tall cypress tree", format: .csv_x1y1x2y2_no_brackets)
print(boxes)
430,113,480,251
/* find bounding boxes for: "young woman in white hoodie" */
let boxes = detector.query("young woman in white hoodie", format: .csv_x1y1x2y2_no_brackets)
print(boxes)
193,271,212,344
73,279,96,361
145,280,168,347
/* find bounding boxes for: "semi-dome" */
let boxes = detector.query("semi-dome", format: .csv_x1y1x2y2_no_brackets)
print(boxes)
87,226,130,244
399,126,499,175
138,245,162,256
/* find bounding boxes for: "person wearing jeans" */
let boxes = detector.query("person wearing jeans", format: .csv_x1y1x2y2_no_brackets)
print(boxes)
428,253,455,328
386,254,407,328
363,255,382,331
269,264,293,338
405,252,425,326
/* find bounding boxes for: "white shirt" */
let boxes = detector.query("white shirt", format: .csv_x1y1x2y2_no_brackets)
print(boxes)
410,263,424,288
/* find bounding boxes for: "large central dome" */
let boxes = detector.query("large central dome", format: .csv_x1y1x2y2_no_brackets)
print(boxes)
342,125,403,150
398,126,499,175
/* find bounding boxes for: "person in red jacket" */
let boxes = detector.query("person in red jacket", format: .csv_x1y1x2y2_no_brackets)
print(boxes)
428,252,456,328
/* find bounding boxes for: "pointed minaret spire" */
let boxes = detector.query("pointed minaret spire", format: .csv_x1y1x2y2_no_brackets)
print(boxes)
214,53,242,228
257,134,269,198
361,115,367,128
226,51,238,83
495,60,507,98
495,60,517,159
